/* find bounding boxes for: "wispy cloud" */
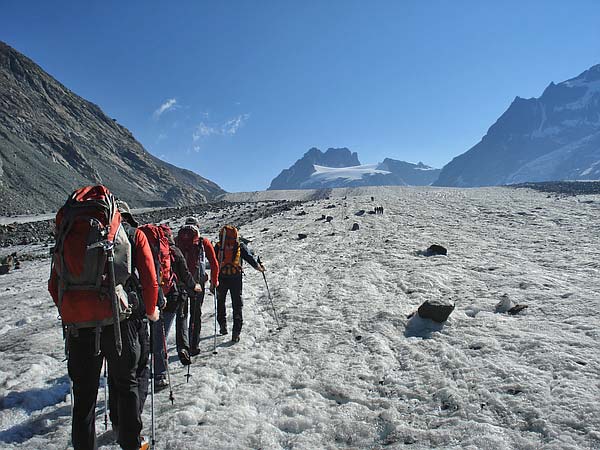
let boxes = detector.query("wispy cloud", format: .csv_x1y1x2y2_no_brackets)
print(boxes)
193,123,217,141
153,98,177,119
192,114,250,141
222,114,250,135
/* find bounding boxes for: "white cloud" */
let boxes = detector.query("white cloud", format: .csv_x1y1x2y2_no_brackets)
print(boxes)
192,114,250,141
222,114,250,135
153,98,177,119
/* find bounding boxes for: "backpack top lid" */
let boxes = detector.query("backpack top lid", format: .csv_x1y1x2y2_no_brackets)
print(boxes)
159,223,175,245
219,225,238,242
58,185,121,236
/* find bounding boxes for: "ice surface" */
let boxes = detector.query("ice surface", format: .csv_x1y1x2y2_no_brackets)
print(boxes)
0,186,599,449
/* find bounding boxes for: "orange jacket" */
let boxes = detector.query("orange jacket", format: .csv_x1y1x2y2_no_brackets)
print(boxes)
49,228,158,324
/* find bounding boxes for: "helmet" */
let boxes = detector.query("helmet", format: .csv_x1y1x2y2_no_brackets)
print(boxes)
185,217,199,226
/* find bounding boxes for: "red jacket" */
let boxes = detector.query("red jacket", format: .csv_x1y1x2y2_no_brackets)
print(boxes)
201,237,220,286
49,228,158,324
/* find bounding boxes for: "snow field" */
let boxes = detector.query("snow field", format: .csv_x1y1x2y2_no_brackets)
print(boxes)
0,186,599,449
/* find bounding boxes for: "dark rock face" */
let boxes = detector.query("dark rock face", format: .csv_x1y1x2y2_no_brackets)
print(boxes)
417,299,455,323
435,64,600,187
269,147,360,190
0,41,224,215
375,159,440,186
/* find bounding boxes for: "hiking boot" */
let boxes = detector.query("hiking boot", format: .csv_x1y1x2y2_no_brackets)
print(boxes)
219,326,228,336
189,347,201,357
231,335,240,343
178,349,191,366
154,376,169,392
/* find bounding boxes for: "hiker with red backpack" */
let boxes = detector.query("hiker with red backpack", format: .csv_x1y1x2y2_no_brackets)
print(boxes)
176,217,219,355
141,223,203,391
214,225,264,343
48,186,159,450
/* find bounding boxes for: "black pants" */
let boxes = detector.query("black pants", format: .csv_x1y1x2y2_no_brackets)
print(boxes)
109,318,149,427
188,289,205,351
217,276,243,336
67,320,142,450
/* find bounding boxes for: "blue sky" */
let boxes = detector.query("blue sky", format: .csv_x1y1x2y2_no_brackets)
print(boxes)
2,1,599,192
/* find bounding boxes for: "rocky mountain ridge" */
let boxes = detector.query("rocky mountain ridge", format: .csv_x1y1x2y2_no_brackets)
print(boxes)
269,148,439,190
0,41,224,215
435,64,600,187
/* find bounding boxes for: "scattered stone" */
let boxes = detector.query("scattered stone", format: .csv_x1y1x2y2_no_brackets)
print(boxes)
417,299,455,323
495,294,513,313
298,233,308,240
355,335,362,341
368,210,376,214
260,228,269,232
355,210,365,216
508,304,528,315
325,204,336,209
350,223,360,231
424,244,447,256
0,253,18,275
325,216,333,222
315,214,326,221
296,210,307,216
495,294,528,315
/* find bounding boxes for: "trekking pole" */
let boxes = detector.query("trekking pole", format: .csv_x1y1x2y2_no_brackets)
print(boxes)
212,290,218,355
186,295,195,383
213,227,227,355
257,257,282,330
103,358,108,431
161,318,175,405
149,321,156,447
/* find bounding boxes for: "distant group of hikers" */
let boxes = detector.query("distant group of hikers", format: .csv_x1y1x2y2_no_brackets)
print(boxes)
48,185,265,450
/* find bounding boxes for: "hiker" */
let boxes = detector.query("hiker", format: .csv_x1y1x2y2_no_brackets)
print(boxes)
110,201,160,433
176,217,219,356
48,186,159,450
151,224,203,391
214,225,264,343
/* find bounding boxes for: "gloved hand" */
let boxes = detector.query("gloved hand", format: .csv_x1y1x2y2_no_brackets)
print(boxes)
209,281,217,294
257,264,266,273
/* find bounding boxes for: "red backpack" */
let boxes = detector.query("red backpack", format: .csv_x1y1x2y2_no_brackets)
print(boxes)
218,225,241,276
52,185,132,326
176,224,207,283
138,224,175,295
